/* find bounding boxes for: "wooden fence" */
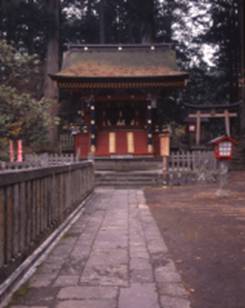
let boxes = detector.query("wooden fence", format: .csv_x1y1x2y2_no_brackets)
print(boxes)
25,153,78,166
0,154,79,171
169,151,217,171
0,162,94,283
167,151,218,184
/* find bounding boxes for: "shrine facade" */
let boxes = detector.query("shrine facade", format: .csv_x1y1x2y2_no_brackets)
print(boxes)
51,44,188,158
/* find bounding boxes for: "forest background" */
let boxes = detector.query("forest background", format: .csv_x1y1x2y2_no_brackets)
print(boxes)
0,0,241,157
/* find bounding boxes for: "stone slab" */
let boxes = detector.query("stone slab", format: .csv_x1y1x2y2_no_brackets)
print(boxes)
118,283,160,308
57,286,118,300
7,189,191,308
29,274,57,288
155,266,181,283
53,275,79,287
157,282,188,298
80,264,128,287
11,306,48,308
56,299,116,308
160,295,191,308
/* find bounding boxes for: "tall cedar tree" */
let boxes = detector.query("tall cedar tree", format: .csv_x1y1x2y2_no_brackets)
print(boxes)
99,0,106,43
43,0,60,145
206,0,240,102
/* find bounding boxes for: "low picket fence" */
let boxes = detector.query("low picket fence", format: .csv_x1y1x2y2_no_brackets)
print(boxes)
25,153,78,166
0,154,79,172
169,151,217,172
167,151,218,184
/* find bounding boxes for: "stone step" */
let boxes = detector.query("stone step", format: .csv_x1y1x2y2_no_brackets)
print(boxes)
96,181,161,187
96,184,160,188
95,158,163,187
95,173,161,178
96,178,159,182
96,176,161,181
94,158,162,171
96,177,159,181
95,170,162,187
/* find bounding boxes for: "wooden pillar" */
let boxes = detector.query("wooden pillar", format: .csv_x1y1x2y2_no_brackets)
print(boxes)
224,109,231,136
160,131,170,179
17,140,23,162
196,111,201,145
9,140,14,162
109,132,116,154
147,96,153,153
90,100,96,154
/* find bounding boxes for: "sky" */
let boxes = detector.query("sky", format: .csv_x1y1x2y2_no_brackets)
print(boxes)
171,1,218,67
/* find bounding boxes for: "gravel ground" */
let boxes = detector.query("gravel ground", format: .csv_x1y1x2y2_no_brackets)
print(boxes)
145,171,245,308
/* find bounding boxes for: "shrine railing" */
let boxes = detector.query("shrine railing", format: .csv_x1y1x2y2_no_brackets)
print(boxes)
0,154,79,172
168,151,218,185
0,162,94,285
169,151,217,171
25,153,79,166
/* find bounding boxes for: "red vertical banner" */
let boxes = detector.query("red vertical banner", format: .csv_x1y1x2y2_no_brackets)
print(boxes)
17,140,23,162
9,140,15,162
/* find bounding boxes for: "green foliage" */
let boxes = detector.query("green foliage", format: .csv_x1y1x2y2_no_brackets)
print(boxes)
172,0,240,105
0,85,51,141
204,0,240,102
0,39,42,96
0,0,46,57
0,40,52,159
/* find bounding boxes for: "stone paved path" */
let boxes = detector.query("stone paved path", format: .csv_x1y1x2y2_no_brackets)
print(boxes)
9,189,191,308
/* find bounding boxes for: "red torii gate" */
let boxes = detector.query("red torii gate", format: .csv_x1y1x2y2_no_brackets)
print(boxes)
186,103,239,145
189,110,238,145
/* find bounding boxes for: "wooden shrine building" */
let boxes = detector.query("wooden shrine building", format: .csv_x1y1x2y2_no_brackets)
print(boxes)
51,44,188,158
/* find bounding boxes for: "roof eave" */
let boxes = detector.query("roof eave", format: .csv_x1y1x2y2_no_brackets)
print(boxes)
50,73,189,82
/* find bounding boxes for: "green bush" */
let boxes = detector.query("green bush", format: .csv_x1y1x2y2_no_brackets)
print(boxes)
0,40,53,160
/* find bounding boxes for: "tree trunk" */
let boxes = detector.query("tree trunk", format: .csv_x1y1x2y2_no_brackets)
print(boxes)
228,3,239,103
99,0,106,44
43,0,60,147
0,0,6,35
27,0,34,54
4,0,17,44
140,0,155,44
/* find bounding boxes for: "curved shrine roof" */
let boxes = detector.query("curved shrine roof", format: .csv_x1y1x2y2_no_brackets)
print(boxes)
51,45,188,90
52,44,188,80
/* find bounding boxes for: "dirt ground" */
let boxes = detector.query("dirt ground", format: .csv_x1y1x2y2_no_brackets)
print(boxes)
145,171,245,308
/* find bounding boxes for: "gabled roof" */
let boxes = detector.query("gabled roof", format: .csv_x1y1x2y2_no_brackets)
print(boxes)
52,44,188,79
209,135,238,145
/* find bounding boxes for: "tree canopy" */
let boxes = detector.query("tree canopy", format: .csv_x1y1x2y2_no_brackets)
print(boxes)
0,0,240,104
0,0,242,156
0,40,52,158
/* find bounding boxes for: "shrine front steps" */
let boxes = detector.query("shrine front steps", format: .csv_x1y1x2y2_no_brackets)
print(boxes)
95,170,163,187
94,157,162,172
94,157,163,187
